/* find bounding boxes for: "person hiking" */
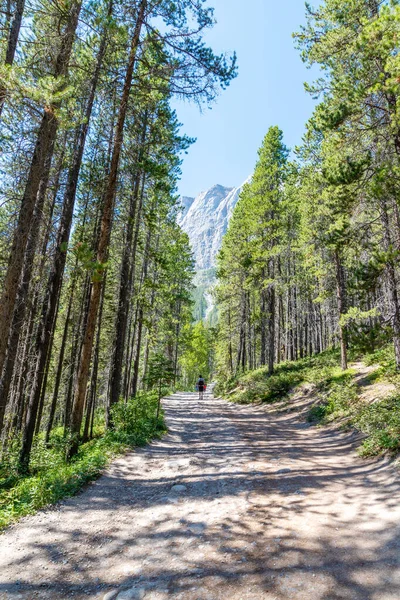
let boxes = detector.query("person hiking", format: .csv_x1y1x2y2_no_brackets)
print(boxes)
197,375,206,400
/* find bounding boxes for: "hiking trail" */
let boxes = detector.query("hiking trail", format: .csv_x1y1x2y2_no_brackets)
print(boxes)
1,384,400,600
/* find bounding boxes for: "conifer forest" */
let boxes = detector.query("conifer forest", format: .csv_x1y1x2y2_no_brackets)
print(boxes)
0,0,236,474
216,1,400,382
2,2,400,599
1,0,400,535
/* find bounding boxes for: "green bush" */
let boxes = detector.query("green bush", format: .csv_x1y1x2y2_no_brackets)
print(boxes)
0,393,166,530
353,394,400,457
110,391,165,445
220,349,341,405
307,377,358,423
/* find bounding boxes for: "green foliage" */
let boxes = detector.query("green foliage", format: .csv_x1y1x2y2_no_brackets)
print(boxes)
362,343,399,379
192,284,208,321
145,354,175,390
215,127,290,378
218,349,341,405
226,369,301,404
354,394,400,457
0,394,165,530
307,375,358,423
179,321,215,388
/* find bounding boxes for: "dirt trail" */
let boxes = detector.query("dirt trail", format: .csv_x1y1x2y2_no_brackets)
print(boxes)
1,390,400,600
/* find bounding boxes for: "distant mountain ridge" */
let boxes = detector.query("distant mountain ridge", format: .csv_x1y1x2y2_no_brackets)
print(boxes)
178,182,246,271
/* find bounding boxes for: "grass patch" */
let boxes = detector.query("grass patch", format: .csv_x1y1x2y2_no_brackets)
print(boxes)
353,394,400,457
219,343,400,459
307,374,359,424
0,392,166,530
218,349,341,405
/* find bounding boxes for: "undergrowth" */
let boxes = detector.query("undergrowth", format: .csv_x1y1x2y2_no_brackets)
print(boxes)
218,344,400,459
217,348,343,405
0,392,166,530
351,343,400,456
307,374,359,424
354,394,400,457
362,344,399,380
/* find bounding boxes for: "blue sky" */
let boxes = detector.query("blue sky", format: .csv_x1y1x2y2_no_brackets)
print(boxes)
174,0,317,198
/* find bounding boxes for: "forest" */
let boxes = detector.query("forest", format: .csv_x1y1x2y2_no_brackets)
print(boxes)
216,0,400,387
1,0,400,525
0,0,237,507
0,2,400,596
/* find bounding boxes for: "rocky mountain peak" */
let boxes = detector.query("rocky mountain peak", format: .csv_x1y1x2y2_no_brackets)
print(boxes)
178,182,245,271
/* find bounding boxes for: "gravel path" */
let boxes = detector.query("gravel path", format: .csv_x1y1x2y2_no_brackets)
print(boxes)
1,390,400,600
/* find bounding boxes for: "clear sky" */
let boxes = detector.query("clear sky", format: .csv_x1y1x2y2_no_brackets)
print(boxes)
174,0,317,198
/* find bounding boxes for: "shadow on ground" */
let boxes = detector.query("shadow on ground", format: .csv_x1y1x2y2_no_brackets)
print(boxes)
0,392,399,599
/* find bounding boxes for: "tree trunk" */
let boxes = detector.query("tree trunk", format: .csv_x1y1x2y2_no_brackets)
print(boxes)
130,227,152,398
131,307,144,397
45,281,75,443
260,286,267,366
0,0,82,449
334,250,348,371
69,0,147,458
228,306,233,374
380,197,400,369
109,114,148,417
83,272,106,442
267,261,275,376
23,5,113,449
0,0,26,116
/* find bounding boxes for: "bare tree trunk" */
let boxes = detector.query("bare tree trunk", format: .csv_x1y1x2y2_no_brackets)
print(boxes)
0,0,82,447
260,286,267,366
123,313,135,401
228,306,233,374
69,1,147,458
267,261,275,376
109,114,148,416
13,310,35,433
63,273,91,435
7,137,66,436
83,272,106,442
130,227,152,397
380,197,400,369
0,145,55,434
292,284,298,360
45,281,75,443
131,307,144,397
334,250,348,371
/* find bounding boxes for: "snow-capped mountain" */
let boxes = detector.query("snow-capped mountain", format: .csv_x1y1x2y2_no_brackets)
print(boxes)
178,182,245,271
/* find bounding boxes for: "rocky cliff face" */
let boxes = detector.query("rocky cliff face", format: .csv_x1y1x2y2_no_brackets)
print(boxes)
178,183,244,271
178,181,247,322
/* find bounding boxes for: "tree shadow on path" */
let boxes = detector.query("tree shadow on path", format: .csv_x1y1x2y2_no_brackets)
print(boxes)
0,392,399,599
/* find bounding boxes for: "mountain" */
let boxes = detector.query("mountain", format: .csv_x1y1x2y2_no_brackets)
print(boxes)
179,181,248,321
178,182,245,271
179,196,195,222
